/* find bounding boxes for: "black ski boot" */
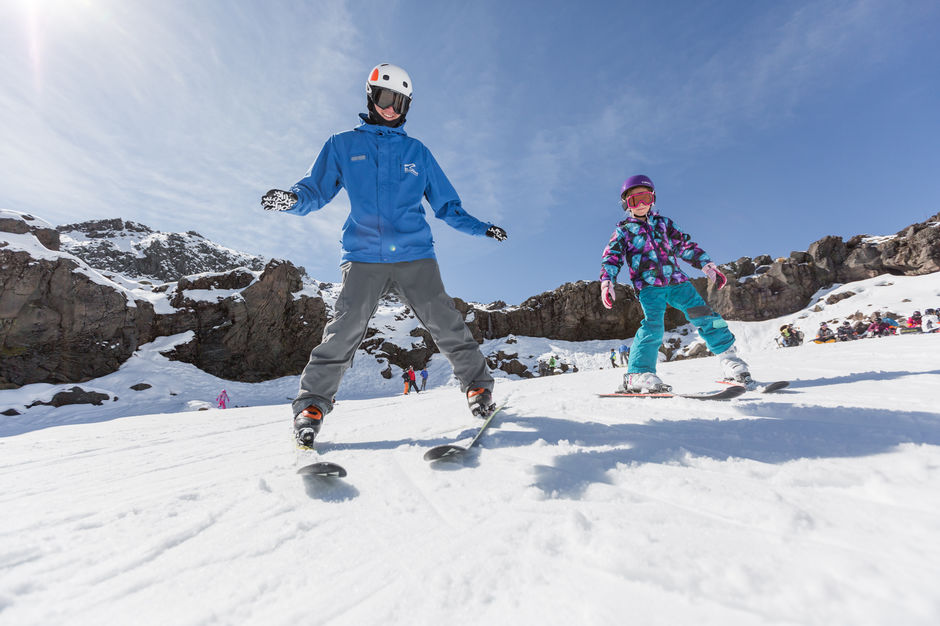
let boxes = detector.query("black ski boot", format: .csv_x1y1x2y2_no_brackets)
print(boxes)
466,387,495,418
294,405,323,447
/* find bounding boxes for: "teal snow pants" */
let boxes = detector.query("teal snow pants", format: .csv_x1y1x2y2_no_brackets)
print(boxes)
626,282,735,374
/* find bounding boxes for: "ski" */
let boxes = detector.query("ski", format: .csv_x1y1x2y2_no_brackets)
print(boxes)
424,402,508,462
297,460,347,477
717,380,790,394
598,385,746,400
295,440,347,477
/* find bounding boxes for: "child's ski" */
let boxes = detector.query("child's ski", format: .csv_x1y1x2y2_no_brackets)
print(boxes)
598,385,746,401
717,380,790,393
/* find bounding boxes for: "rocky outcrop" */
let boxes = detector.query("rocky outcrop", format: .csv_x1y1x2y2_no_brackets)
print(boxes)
28,386,112,408
159,260,328,382
1,214,155,388
58,219,268,283
0,211,60,250
3,209,938,389
707,213,940,321
462,280,689,342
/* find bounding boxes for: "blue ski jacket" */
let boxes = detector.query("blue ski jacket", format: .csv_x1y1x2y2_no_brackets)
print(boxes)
286,117,492,264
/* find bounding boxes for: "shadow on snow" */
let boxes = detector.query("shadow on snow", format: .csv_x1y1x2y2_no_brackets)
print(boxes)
511,398,940,498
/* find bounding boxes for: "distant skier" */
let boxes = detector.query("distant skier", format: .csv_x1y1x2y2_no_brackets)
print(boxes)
608,349,618,368
618,344,629,365
216,389,229,409
777,324,803,348
408,366,419,393
922,308,939,333
814,322,836,343
262,63,507,447
866,317,892,337
836,321,857,341
599,174,753,392
420,368,428,390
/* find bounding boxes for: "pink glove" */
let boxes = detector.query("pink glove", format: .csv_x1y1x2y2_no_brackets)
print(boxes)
703,262,727,289
601,280,615,309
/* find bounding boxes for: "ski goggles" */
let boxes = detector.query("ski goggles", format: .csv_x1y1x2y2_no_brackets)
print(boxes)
622,189,655,209
370,86,411,115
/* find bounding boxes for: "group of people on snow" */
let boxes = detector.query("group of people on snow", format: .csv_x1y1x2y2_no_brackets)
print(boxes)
783,309,940,347
606,345,630,367
402,366,429,395
538,354,578,376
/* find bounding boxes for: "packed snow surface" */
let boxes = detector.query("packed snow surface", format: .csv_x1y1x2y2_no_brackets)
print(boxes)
2,273,940,625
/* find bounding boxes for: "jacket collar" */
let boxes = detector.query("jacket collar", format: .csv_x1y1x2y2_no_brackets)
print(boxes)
356,113,408,136
619,212,660,228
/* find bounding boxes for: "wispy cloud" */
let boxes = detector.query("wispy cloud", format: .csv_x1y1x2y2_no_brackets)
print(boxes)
0,0,365,279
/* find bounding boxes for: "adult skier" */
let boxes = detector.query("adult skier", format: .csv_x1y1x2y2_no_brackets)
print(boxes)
599,174,753,392
262,63,507,446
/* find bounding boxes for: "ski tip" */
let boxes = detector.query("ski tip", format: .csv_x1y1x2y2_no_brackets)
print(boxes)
297,461,347,477
761,380,790,393
722,385,747,398
424,444,467,462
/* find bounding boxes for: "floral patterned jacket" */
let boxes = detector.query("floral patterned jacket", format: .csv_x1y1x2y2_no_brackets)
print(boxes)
600,213,711,292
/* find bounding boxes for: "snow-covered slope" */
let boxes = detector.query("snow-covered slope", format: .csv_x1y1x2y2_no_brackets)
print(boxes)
1,276,939,625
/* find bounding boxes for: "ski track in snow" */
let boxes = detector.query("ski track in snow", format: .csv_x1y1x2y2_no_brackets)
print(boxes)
3,276,940,624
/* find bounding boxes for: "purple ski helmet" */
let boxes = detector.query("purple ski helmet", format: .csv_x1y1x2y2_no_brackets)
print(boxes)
621,174,655,198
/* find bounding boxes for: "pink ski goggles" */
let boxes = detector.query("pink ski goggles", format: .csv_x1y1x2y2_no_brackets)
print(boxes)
622,190,655,209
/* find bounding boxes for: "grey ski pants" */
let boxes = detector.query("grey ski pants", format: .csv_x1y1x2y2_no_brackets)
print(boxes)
292,258,493,417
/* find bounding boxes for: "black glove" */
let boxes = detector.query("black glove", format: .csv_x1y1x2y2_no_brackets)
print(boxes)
261,189,298,212
486,226,507,241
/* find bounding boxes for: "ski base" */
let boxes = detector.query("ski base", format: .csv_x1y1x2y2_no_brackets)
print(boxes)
598,385,746,401
297,460,347,477
424,402,508,462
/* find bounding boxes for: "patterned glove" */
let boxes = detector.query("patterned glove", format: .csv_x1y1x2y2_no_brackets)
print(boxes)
261,189,298,212
601,280,615,309
702,262,727,290
486,226,508,241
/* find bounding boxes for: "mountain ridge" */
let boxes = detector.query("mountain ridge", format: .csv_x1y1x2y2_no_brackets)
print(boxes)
2,208,938,391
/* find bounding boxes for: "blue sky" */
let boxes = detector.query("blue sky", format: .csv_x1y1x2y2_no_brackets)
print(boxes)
2,0,939,304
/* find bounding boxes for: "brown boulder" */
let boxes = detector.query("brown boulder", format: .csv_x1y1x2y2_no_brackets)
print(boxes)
0,245,154,388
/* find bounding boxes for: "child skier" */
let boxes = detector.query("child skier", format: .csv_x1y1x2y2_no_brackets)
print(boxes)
262,63,507,446
599,174,752,393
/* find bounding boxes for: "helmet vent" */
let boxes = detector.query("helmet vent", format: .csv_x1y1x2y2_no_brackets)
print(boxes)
383,74,390,80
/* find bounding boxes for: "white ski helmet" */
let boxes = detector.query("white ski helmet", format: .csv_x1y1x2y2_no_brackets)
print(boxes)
366,63,413,115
